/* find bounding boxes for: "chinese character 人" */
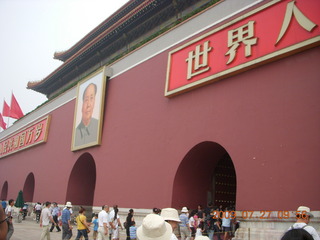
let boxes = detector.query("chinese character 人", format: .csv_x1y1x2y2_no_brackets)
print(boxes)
276,0,317,45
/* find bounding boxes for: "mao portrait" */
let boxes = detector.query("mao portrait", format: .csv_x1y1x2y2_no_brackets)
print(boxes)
71,68,106,151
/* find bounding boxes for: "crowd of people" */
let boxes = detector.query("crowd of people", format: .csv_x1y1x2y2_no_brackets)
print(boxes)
0,200,319,240
152,204,239,240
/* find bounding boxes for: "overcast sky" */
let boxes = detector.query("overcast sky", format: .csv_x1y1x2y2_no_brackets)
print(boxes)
0,0,128,128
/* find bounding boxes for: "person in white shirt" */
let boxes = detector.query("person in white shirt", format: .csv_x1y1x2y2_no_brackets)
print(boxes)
109,205,123,240
286,206,320,240
35,202,42,223
40,201,56,240
98,205,111,240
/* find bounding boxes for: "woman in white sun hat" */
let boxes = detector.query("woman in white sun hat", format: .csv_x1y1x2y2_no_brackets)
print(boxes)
137,214,172,240
160,208,181,240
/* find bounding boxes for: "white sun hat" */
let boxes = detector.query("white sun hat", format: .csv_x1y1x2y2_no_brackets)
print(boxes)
160,208,181,222
65,202,73,208
181,207,188,213
137,214,172,240
297,206,314,218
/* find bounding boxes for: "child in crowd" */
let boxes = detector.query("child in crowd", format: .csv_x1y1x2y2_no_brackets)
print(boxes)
195,221,204,237
92,213,99,240
129,221,137,240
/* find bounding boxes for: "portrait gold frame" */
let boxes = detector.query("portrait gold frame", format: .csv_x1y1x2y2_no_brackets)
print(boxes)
71,67,107,151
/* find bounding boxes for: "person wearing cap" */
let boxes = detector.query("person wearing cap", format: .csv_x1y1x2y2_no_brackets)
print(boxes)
62,202,73,240
179,207,191,240
137,214,172,240
160,208,181,240
287,206,320,240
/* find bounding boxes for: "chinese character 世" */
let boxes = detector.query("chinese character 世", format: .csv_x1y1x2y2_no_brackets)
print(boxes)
276,0,317,45
225,21,258,65
186,41,213,80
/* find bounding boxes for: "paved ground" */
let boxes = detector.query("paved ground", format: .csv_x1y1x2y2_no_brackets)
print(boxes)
11,217,62,240
10,216,127,240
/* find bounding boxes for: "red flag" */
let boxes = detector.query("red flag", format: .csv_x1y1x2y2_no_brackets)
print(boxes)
2,100,11,117
10,93,24,119
0,113,6,130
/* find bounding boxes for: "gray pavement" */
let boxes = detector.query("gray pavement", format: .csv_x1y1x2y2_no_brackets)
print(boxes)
10,217,62,240
9,216,127,240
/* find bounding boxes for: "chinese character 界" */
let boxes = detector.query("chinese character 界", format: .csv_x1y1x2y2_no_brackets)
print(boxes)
276,0,317,45
225,21,258,65
186,41,213,80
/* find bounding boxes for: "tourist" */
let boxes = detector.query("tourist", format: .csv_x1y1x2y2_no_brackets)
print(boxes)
40,201,56,240
286,206,320,240
125,209,134,240
5,199,14,240
109,205,123,240
50,202,61,232
137,214,172,240
92,213,98,240
61,202,73,240
129,221,137,240
0,204,8,240
179,207,191,240
75,207,91,240
160,208,181,240
98,205,110,240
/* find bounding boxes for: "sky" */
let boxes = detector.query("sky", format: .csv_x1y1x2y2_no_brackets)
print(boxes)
0,0,129,128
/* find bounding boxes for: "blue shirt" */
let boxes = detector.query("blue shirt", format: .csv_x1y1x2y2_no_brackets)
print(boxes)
92,218,98,231
52,207,60,216
179,213,189,227
129,226,137,239
1,201,7,209
61,208,71,224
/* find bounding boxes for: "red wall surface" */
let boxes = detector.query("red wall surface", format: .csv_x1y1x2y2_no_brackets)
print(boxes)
0,44,319,211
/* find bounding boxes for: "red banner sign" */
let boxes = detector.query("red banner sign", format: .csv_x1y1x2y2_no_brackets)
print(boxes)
0,115,51,158
165,0,320,96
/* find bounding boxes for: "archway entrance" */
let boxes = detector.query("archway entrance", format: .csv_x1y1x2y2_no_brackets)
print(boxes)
171,141,236,210
66,153,96,206
1,181,8,200
23,173,35,202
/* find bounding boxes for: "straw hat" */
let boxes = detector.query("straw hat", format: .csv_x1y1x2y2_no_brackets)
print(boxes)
297,206,314,218
137,214,172,240
181,207,188,213
65,202,73,208
160,208,181,222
